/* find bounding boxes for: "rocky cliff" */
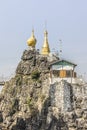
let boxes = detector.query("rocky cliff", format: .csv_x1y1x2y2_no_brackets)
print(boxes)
0,49,87,130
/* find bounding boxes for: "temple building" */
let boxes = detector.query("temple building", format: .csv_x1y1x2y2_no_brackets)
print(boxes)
50,60,77,84
27,29,77,84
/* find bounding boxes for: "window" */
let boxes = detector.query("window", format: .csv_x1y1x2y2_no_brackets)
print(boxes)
66,70,71,77
53,70,60,77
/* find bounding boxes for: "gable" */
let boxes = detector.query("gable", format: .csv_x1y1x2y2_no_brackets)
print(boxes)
50,60,77,67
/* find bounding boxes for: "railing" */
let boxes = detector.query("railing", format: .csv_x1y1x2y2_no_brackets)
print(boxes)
0,73,15,86
0,81,5,85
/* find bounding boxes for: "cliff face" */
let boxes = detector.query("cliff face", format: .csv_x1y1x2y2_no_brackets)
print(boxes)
0,49,87,130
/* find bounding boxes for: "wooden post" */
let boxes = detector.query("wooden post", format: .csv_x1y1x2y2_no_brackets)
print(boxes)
71,69,72,85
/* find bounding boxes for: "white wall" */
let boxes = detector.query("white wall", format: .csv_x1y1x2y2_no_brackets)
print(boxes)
50,77,77,84
52,65,74,70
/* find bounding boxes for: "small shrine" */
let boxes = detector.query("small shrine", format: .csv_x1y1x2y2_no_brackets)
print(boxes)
50,60,77,84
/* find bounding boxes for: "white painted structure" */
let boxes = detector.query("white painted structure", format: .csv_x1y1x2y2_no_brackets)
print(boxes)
52,64,74,70
50,60,77,84
51,77,77,84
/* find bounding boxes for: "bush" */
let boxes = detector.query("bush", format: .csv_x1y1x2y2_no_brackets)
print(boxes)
16,75,22,86
26,97,31,106
31,70,40,80
0,111,3,123
9,98,19,116
26,97,34,108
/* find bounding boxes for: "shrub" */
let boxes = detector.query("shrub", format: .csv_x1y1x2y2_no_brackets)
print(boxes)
31,70,40,80
16,75,22,86
9,98,19,116
26,97,34,108
26,97,31,106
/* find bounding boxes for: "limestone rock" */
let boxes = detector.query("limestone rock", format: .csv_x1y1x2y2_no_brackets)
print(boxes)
0,49,87,130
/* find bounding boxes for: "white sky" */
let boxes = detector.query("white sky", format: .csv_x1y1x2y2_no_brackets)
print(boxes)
0,0,87,79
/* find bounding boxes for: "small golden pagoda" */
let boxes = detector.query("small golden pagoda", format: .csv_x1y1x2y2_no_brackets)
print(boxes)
41,30,50,55
27,29,37,48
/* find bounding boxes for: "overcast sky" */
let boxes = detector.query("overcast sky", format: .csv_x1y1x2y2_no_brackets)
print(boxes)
0,0,87,80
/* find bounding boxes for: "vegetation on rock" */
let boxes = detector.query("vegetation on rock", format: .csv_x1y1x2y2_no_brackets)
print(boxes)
31,70,40,80
0,49,87,130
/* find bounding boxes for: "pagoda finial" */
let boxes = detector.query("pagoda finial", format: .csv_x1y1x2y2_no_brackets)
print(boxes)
41,30,50,55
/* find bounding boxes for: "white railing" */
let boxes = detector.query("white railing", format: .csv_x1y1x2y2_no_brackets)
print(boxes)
0,73,15,83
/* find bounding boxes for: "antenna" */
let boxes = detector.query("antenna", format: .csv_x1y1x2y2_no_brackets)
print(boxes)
32,25,34,31
51,48,59,58
59,39,62,59
45,20,47,30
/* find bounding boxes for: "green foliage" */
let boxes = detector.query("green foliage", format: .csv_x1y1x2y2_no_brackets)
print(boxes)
37,79,42,83
16,75,22,86
9,109,16,116
12,99,19,109
26,97,34,108
31,70,40,80
26,97,31,106
9,98,19,116
0,112,3,123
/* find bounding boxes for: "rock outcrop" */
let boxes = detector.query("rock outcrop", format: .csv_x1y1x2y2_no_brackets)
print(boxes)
0,49,87,130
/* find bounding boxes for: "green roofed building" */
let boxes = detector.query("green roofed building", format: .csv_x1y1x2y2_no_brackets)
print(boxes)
49,60,77,84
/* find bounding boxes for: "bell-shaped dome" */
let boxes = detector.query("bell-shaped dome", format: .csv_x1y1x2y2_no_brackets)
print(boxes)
27,30,37,47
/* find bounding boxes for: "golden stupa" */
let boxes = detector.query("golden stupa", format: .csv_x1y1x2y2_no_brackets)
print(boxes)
27,30,37,47
41,30,50,55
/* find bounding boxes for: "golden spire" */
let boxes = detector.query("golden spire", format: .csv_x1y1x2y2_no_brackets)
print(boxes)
27,29,37,47
41,30,50,55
